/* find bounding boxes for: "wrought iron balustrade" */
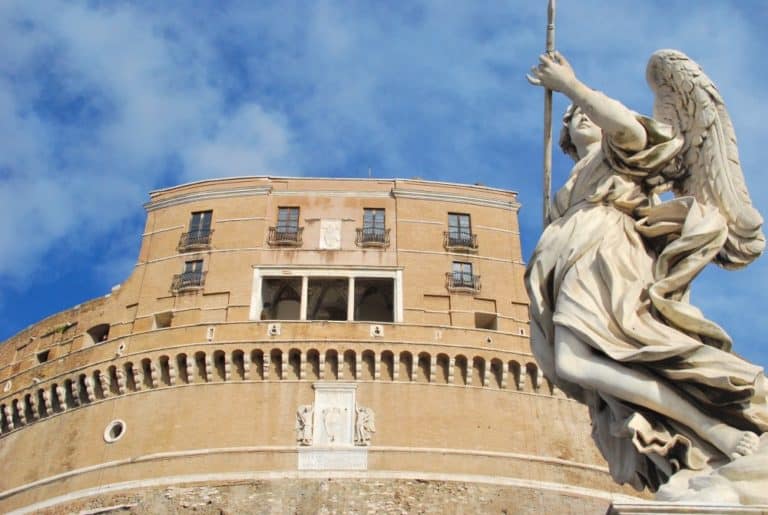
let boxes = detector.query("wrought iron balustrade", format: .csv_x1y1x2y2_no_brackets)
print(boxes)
268,226,303,246
443,231,478,251
445,272,481,292
355,227,390,247
171,271,206,291
178,230,213,251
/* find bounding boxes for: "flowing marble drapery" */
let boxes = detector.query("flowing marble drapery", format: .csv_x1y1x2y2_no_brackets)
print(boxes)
525,115,768,491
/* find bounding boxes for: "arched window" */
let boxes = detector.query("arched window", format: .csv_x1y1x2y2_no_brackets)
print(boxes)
361,350,375,380
325,350,339,380
490,359,503,389
213,351,227,381
176,355,190,384
380,351,394,381
270,349,283,380
455,355,468,386
159,356,172,386
436,354,450,384
306,349,321,380
288,349,301,380
232,350,245,380
251,350,265,380
472,357,485,387
416,353,430,383
399,352,413,382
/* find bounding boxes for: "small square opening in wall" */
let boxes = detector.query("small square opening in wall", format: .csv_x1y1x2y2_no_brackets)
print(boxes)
474,312,498,330
36,350,50,363
154,311,173,329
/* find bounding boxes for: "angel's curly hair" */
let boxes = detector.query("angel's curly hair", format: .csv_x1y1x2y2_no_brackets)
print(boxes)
559,104,581,162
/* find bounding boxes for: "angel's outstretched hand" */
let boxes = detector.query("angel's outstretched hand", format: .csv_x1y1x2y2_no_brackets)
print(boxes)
527,51,576,93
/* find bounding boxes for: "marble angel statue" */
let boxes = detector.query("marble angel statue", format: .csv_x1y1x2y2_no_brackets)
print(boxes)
525,50,768,499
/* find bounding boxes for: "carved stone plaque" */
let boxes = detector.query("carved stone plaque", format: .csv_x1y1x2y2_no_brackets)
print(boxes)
319,219,342,249
312,383,355,446
297,382,372,470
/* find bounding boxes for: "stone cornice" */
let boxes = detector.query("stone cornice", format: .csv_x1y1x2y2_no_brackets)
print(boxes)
392,188,520,211
144,186,273,212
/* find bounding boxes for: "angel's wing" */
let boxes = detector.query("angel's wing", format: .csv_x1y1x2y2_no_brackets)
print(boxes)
646,49,765,269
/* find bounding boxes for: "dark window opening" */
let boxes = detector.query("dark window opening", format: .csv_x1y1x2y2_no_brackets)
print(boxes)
87,324,110,345
354,278,394,322
262,278,302,320
307,278,347,320
36,350,50,363
154,311,173,329
475,312,498,330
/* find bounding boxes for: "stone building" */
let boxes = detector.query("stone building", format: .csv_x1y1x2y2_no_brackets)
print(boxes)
0,177,640,513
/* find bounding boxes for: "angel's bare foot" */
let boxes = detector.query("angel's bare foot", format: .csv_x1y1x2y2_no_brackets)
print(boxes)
705,423,760,459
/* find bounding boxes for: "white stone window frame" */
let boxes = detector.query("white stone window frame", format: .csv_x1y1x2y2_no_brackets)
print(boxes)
250,267,403,323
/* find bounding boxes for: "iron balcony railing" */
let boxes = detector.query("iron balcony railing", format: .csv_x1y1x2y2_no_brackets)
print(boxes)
445,272,481,293
171,271,206,291
443,231,478,251
355,227,390,247
268,226,303,246
178,229,213,251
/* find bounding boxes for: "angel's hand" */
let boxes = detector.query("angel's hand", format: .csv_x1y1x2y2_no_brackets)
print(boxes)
527,51,577,93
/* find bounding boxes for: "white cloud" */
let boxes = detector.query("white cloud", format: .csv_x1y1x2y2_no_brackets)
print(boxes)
0,0,767,367
0,0,295,281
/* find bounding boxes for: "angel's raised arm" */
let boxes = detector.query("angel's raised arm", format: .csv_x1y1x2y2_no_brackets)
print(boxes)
529,52,646,151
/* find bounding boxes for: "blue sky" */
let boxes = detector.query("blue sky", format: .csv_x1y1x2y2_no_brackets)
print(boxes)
1,1,767,367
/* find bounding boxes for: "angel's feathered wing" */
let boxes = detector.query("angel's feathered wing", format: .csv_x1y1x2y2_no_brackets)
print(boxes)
647,49,765,269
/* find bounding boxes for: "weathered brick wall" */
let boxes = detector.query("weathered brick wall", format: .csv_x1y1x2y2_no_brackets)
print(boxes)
39,479,613,515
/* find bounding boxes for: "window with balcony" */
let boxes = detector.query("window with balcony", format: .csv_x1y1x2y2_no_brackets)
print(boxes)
445,213,478,251
447,261,480,292
269,207,303,246
179,210,212,251
357,208,389,247
172,259,205,292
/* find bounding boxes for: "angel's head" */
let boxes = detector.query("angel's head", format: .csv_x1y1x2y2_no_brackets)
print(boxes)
560,104,601,161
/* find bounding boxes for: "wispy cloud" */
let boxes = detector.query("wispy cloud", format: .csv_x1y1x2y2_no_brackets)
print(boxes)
1,0,767,366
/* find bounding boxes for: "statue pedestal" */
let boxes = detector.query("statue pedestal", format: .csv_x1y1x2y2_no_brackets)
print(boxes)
607,502,768,514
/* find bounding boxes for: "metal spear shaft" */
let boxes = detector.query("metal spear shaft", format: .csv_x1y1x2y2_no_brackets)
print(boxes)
542,0,556,226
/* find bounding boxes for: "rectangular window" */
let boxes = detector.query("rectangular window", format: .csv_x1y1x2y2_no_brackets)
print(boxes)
261,278,302,320
154,311,173,329
448,213,471,240
277,207,300,234
251,268,402,322
189,210,212,235
306,278,348,320
452,261,474,288
173,259,205,290
179,210,213,250
354,278,394,322
184,259,204,274
363,208,385,232
357,208,388,247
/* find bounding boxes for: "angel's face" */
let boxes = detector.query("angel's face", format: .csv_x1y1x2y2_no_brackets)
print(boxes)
568,109,601,150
